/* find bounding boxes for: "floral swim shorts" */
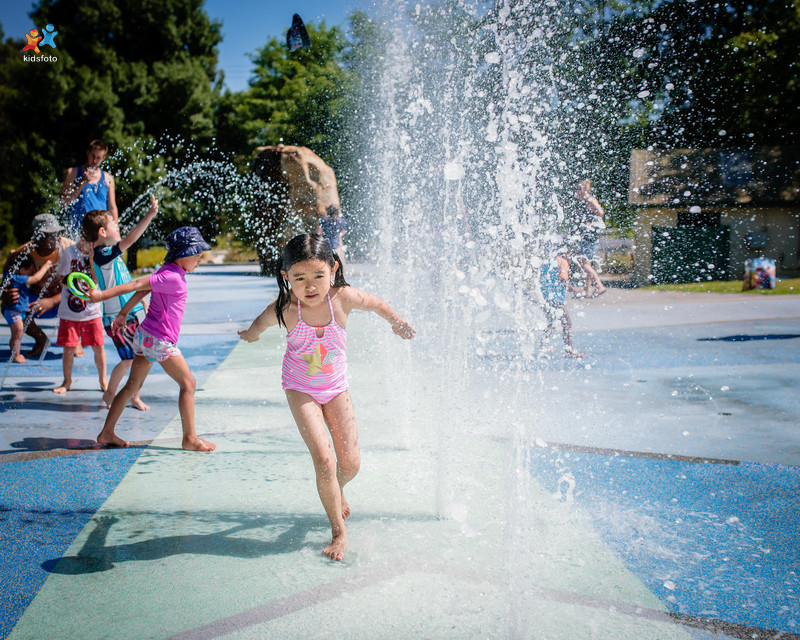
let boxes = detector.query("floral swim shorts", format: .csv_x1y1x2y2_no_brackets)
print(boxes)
134,328,181,362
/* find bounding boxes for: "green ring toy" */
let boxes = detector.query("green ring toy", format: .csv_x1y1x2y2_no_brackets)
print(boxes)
66,272,97,301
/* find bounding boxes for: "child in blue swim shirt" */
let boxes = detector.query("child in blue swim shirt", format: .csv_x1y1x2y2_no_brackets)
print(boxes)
539,245,584,358
82,194,158,410
2,256,54,363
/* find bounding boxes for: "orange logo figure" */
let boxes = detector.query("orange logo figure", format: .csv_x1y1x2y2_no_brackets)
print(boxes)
22,29,42,53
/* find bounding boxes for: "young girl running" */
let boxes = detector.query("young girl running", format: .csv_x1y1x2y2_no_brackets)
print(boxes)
238,233,414,561
87,226,216,452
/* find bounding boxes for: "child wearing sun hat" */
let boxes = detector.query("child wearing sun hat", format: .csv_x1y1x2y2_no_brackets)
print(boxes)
87,226,215,451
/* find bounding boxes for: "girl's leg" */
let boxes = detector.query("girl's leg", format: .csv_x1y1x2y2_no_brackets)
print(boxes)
159,353,215,452
539,305,556,352
104,360,149,411
578,257,605,296
104,360,129,408
285,389,347,561
321,391,360,521
559,306,584,358
10,320,26,363
54,346,76,393
98,355,152,446
91,345,108,392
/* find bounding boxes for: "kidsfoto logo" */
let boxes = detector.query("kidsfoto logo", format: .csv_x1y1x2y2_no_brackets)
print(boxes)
21,24,58,62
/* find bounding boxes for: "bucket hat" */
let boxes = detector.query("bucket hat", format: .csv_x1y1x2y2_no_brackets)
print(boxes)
32,213,65,235
164,226,211,263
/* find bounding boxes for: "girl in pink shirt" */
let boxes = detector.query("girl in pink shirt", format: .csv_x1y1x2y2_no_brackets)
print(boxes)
238,233,414,561
88,226,216,452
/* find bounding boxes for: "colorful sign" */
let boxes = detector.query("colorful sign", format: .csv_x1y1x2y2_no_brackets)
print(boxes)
743,257,776,290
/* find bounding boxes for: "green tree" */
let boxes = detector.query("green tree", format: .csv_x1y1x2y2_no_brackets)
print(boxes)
217,22,353,164
598,0,800,147
214,20,367,254
0,26,20,248
510,0,800,225
0,0,222,246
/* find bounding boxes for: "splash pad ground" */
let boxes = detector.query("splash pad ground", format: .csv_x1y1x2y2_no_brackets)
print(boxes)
1,265,799,639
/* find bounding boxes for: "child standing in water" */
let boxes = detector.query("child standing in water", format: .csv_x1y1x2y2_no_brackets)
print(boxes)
87,227,216,452
2,257,53,363
238,233,415,561
83,195,159,411
539,244,584,358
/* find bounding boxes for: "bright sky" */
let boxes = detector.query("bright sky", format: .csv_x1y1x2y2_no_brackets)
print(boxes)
1,0,371,92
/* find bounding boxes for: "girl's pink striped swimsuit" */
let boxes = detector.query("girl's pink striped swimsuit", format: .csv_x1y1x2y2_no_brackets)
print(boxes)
281,293,348,404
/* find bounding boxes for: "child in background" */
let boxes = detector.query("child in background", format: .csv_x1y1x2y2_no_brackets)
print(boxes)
539,244,584,358
54,237,107,394
83,195,158,410
2,214,73,357
238,233,415,562
2,257,53,363
572,179,607,298
87,226,216,452
318,205,346,264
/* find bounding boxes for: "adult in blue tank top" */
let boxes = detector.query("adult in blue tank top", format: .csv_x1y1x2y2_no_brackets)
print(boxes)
60,139,119,236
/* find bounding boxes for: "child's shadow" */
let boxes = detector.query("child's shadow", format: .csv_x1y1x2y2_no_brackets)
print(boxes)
42,513,316,575
1,436,101,454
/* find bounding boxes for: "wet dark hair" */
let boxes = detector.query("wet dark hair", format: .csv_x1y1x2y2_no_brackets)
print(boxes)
275,233,349,329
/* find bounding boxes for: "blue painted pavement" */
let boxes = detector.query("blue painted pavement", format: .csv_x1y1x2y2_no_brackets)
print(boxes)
529,448,800,635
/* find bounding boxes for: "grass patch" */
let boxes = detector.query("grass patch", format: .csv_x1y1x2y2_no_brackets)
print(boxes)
644,278,800,295
135,246,168,269
222,241,258,263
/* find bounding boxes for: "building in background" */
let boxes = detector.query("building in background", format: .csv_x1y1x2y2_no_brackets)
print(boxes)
628,147,800,285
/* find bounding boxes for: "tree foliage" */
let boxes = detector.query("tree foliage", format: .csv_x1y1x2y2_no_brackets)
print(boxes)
599,0,800,148
216,22,353,166
494,0,800,222
2,0,798,251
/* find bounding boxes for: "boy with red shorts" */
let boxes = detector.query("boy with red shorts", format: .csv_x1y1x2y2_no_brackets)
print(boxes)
54,237,107,394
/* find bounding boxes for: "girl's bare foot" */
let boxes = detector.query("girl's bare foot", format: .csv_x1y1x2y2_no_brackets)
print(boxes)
323,532,347,561
341,493,351,521
130,397,150,411
97,432,129,447
13,354,27,364
566,348,586,358
182,437,216,452
75,346,85,357
53,380,71,394
102,390,114,409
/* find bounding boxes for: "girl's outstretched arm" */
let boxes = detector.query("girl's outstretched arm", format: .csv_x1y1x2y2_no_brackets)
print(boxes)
86,275,151,303
341,288,415,339
238,300,279,342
